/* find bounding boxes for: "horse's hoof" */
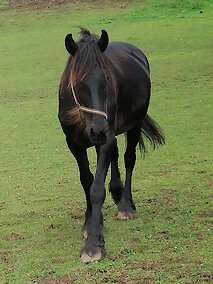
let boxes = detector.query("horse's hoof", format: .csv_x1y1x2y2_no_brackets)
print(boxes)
80,249,103,263
116,211,134,220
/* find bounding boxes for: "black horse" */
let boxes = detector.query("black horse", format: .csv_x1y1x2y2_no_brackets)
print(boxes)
58,28,165,263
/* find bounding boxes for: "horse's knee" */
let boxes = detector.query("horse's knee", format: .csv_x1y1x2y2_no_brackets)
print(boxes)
90,183,106,204
80,172,93,189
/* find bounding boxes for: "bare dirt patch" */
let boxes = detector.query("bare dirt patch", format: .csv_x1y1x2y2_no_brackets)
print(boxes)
195,211,213,218
7,232,24,240
208,180,213,188
6,0,70,10
115,260,163,283
39,275,73,284
198,272,213,282
69,211,85,221
6,0,134,10
0,251,11,262
133,260,163,271
165,195,175,206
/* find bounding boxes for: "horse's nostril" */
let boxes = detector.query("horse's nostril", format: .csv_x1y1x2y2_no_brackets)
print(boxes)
99,131,107,139
90,127,95,136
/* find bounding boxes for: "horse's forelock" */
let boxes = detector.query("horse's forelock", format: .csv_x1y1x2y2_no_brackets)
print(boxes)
68,31,111,86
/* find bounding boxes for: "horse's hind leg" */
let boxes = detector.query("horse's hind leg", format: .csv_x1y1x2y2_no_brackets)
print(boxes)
109,138,123,204
117,125,141,220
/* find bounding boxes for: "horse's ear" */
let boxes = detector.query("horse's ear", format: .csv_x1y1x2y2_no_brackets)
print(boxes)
98,30,109,52
65,34,78,56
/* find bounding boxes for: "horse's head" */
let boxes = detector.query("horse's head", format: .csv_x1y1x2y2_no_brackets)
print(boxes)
70,65,109,145
65,29,115,146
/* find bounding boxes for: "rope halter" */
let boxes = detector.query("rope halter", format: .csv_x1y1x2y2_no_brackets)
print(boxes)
70,81,108,120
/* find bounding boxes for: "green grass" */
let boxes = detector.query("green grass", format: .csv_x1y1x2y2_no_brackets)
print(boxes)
0,1,213,283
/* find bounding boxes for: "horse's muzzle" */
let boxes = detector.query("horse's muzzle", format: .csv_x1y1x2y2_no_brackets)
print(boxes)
89,124,109,145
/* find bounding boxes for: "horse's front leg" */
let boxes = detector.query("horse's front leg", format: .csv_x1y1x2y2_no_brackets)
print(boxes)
66,136,93,239
81,139,114,263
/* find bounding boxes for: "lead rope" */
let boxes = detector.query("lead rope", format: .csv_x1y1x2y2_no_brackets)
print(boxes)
70,80,108,120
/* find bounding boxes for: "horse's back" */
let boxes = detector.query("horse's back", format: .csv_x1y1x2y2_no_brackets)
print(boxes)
107,41,149,70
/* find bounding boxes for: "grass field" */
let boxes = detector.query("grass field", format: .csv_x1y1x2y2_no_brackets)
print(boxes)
0,0,213,283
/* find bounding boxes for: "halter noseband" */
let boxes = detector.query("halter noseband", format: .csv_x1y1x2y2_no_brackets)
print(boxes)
70,81,108,120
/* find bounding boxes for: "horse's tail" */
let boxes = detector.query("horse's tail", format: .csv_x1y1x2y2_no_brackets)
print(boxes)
139,114,165,155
